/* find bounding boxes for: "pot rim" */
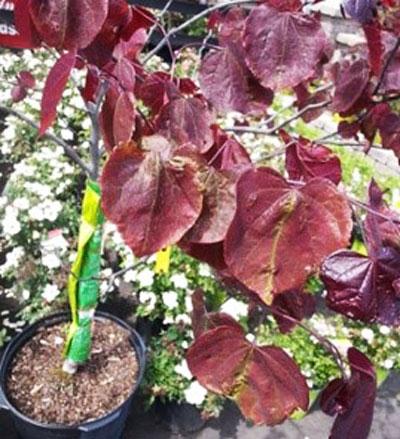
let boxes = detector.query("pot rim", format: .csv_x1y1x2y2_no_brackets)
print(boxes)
0,310,146,431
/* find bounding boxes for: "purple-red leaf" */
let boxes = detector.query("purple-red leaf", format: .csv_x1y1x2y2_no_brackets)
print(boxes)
101,139,203,256
114,57,136,91
272,290,316,333
113,91,135,145
363,21,384,76
200,47,273,115
332,59,371,114
187,325,309,425
29,0,108,49
281,131,342,184
191,289,242,338
156,97,214,153
184,168,237,244
39,50,76,135
244,4,330,90
321,248,400,326
179,240,227,271
321,348,376,439
224,168,352,304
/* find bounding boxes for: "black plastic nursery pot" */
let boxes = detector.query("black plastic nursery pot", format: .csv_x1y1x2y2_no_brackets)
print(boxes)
0,311,146,439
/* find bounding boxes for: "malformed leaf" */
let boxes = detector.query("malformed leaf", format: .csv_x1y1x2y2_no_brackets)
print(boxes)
187,325,309,425
244,4,329,90
272,290,316,334
224,168,352,304
29,0,108,49
184,168,237,244
321,348,376,439
281,131,342,185
101,140,203,256
39,50,76,135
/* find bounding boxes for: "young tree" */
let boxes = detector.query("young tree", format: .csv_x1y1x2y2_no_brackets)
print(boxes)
1,1,399,437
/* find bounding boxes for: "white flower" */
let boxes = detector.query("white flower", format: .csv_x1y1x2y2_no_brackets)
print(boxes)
140,291,157,311
0,247,24,274
185,295,193,313
221,298,248,320
13,162,35,177
60,129,74,141
42,253,61,269
198,264,212,277
137,268,154,288
174,360,193,380
2,215,21,236
42,200,62,221
162,291,179,309
361,328,374,343
175,313,191,325
22,289,30,301
379,325,391,336
42,284,60,302
384,359,394,369
170,273,189,290
13,197,30,210
29,205,45,221
184,381,208,406
123,269,138,283
163,315,175,325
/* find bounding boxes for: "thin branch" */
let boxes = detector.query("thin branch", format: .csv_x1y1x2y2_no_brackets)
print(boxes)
0,104,92,177
224,100,331,137
143,0,256,63
373,37,400,96
268,99,331,134
263,304,347,377
350,197,400,224
147,0,174,42
86,80,108,181
104,258,149,295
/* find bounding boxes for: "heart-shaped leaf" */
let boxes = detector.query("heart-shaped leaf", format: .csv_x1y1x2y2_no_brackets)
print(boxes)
244,5,329,90
29,0,108,49
187,324,309,425
157,96,214,153
224,168,352,304
101,139,203,256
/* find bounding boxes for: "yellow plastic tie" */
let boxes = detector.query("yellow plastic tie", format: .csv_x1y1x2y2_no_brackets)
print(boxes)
154,247,172,274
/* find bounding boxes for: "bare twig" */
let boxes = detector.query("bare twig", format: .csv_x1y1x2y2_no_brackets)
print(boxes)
143,0,256,63
0,104,92,177
373,37,400,96
225,100,331,137
104,258,149,294
263,304,347,377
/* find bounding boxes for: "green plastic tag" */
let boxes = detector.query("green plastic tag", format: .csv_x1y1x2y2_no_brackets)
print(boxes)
64,180,104,362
